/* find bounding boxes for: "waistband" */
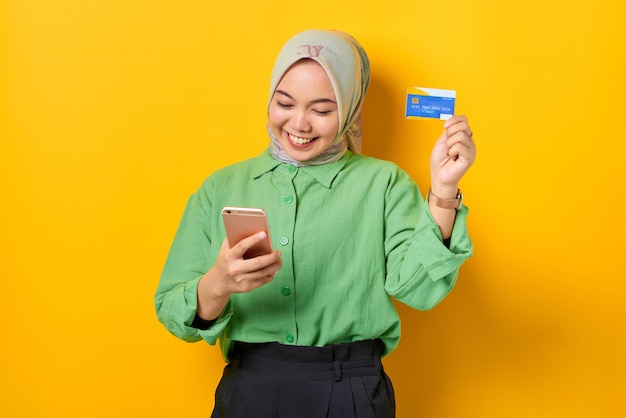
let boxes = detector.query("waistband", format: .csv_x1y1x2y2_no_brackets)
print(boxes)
231,340,383,381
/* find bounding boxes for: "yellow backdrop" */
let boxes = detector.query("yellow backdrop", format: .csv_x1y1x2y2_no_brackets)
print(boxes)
2,1,625,417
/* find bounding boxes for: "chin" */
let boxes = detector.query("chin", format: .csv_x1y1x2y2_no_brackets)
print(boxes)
286,149,321,163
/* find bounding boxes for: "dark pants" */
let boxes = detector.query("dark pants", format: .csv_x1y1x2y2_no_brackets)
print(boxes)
211,340,396,418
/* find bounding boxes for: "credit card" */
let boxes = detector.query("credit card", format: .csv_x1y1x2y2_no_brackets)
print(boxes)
405,87,456,120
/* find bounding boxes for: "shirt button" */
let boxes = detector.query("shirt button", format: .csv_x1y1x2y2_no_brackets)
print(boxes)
280,236,289,246
281,286,291,296
286,333,294,343
288,165,297,173
283,195,293,204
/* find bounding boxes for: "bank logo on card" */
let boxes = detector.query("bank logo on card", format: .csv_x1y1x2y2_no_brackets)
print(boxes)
406,87,456,120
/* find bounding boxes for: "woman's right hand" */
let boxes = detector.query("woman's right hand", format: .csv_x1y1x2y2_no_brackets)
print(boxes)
196,232,283,321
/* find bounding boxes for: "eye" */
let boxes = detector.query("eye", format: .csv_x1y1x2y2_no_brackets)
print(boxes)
275,100,292,109
314,109,334,116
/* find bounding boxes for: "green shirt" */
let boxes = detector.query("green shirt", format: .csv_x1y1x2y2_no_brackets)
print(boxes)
155,149,472,360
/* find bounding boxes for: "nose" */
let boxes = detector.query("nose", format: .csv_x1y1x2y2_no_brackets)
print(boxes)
290,109,311,133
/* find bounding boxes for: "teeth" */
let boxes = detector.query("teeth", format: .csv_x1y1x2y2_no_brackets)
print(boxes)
289,133,314,145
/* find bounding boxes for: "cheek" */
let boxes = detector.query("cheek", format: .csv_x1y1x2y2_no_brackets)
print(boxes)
268,106,286,128
320,117,340,138
267,109,287,140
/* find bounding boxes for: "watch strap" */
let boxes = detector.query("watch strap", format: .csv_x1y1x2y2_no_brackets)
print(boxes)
427,188,462,209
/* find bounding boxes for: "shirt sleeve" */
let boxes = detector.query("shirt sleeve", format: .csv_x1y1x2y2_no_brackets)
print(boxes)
154,190,234,344
383,167,473,310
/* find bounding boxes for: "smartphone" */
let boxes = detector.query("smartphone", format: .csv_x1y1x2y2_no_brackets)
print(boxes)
221,207,273,259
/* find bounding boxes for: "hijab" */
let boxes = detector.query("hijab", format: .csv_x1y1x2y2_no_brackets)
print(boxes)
267,29,371,166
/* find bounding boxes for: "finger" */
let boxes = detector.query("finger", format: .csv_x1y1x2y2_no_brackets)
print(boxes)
443,115,468,129
445,122,472,141
447,137,477,168
261,260,283,278
444,116,472,138
232,260,282,293
242,250,282,271
229,231,270,258
447,141,475,162
445,125,475,148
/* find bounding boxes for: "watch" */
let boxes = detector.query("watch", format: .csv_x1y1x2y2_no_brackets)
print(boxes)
427,188,463,210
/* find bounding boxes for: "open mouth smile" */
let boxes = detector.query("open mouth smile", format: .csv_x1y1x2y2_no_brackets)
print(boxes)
288,132,317,145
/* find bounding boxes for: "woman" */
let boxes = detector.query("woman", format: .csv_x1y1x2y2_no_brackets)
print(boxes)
155,29,476,417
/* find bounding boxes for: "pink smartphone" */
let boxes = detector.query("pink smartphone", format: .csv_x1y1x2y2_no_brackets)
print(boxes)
222,207,273,259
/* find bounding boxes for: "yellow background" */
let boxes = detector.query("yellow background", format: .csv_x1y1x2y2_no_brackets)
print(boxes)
2,0,625,417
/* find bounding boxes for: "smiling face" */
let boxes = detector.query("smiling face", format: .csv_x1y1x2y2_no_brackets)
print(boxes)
268,59,340,163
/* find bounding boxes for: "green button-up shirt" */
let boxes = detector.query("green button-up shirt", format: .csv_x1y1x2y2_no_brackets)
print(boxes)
155,149,472,360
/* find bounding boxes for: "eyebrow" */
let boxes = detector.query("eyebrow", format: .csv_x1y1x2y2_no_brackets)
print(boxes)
275,89,337,105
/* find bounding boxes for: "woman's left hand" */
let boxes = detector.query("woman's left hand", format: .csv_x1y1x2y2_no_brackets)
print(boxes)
429,115,476,194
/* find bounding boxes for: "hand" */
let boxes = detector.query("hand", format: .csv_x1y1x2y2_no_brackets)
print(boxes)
212,232,283,294
196,233,283,320
429,115,476,196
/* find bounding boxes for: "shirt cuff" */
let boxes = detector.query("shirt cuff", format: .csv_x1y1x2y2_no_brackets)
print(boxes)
190,313,217,330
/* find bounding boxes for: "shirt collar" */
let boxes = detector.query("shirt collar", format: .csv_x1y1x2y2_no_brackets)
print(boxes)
252,148,353,189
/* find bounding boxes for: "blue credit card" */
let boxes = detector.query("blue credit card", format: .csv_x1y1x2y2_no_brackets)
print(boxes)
405,87,456,120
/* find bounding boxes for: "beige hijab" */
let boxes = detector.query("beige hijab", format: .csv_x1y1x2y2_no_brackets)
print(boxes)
267,29,371,166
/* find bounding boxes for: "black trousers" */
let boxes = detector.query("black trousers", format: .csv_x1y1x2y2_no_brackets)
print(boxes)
211,340,396,418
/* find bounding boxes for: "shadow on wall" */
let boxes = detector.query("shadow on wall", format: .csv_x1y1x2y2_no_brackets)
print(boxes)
361,74,398,160
361,69,442,186
382,258,566,416
363,71,564,415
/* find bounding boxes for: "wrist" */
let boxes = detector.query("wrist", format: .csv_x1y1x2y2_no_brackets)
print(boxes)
197,271,231,320
200,268,230,299
429,182,459,199
427,187,463,210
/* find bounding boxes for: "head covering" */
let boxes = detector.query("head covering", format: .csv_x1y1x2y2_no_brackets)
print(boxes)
267,29,371,166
